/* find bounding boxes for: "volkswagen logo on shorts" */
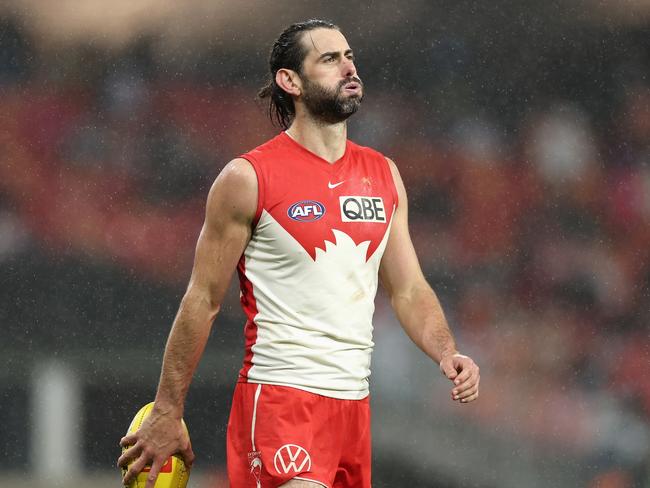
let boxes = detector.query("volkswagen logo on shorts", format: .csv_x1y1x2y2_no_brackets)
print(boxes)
273,444,312,474
287,200,325,222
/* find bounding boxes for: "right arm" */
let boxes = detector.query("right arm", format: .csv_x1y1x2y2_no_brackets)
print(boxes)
117,158,257,488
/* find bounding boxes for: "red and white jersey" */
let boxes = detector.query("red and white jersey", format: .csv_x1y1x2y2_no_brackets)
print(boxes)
236,132,398,400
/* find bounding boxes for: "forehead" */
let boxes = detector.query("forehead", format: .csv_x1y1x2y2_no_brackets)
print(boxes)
301,28,351,58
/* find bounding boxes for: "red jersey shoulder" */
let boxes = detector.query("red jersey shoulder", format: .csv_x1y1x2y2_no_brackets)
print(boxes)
238,135,397,262
241,133,287,164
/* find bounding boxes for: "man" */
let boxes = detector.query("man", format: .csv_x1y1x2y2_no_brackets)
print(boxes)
118,19,480,488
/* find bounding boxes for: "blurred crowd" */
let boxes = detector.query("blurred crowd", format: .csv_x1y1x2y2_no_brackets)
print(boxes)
382,91,650,481
1,11,649,487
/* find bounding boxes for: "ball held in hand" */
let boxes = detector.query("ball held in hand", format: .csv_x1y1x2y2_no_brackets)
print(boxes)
121,402,190,488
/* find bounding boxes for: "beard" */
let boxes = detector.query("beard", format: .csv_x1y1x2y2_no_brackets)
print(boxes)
301,76,364,124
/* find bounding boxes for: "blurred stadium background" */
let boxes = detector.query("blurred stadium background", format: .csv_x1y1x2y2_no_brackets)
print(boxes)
1,1,649,487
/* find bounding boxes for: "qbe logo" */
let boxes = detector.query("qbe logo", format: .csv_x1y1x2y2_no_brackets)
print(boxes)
287,200,326,222
339,196,386,223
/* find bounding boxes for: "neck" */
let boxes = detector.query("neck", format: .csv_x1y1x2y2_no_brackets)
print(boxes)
286,111,348,164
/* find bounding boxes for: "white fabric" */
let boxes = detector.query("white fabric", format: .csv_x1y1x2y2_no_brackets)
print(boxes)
243,210,393,400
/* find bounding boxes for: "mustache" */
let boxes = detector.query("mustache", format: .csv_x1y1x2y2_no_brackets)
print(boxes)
338,77,363,89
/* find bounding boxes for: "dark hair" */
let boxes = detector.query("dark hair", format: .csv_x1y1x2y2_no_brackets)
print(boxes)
258,19,339,129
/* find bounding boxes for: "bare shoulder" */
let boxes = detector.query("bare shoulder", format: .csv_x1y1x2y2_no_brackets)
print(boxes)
213,158,257,192
206,158,258,226
384,156,407,205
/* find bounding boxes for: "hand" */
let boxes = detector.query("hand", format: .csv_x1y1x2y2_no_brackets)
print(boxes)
117,406,194,488
439,353,480,404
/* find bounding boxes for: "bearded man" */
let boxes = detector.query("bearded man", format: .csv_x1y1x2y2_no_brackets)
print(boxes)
118,19,480,488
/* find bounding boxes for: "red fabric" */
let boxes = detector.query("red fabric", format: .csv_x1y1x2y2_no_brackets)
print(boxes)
227,383,371,488
236,256,259,381
240,132,398,262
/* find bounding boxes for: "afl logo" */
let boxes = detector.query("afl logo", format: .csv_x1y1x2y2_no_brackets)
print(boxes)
287,200,326,222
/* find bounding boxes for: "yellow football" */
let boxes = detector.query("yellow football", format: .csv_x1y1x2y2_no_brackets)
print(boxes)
121,402,190,488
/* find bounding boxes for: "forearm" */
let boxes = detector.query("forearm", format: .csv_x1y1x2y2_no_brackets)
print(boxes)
391,282,457,364
153,287,218,418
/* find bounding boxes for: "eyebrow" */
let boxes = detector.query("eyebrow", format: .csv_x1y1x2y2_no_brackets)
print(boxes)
317,49,354,60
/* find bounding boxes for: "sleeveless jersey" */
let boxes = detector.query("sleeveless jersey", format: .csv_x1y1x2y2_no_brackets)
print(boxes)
236,132,398,399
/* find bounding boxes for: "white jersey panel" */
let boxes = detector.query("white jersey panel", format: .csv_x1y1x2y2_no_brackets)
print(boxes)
243,209,393,400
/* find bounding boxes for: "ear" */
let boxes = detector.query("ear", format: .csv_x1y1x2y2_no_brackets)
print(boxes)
275,68,302,97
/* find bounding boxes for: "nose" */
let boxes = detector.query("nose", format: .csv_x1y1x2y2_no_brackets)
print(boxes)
342,58,356,78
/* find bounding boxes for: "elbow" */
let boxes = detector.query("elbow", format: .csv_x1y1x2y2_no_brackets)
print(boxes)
390,290,413,315
208,301,221,321
204,290,222,320
182,284,221,320
390,282,431,313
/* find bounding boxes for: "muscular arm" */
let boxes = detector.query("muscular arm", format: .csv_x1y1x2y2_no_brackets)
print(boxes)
118,158,257,487
379,158,479,402
154,158,257,416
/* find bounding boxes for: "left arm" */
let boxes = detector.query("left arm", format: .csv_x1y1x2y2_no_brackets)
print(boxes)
379,158,480,403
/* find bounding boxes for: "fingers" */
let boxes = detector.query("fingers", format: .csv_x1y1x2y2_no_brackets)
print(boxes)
452,364,473,386
447,356,480,404
144,457,166,488
121,447,151,486
117,442,142,470
452,375,480,403
461,390,479,403
119,433,137,448
118,417,192,487
439,357,458,380
180,443,196,469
